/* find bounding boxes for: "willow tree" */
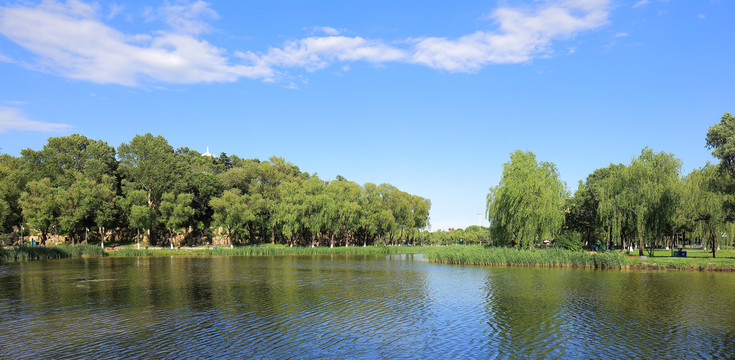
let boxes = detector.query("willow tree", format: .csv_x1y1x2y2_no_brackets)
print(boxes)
486,150,567,250
676,165,728,257
597,148,681,256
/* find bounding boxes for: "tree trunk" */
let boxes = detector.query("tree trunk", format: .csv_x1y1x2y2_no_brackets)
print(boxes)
638,234,644,256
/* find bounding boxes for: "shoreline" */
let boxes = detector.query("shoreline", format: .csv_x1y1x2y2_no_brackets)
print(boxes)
3,244,735,272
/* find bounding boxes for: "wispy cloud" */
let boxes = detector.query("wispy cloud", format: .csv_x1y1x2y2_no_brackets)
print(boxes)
0,0,272,85
410,0,609,72
0,0,611,86
633,0,649,8
312,26,340,36
0,106,72,133
0,53,12,63
615,32,629,38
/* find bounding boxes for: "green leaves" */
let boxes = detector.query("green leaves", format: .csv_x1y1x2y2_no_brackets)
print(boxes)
706,112,735,171
487,151,567,249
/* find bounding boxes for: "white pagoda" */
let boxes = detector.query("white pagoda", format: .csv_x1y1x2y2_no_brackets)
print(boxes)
202,146,214,157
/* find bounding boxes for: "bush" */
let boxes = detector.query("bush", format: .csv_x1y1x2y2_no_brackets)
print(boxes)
554,231,584,251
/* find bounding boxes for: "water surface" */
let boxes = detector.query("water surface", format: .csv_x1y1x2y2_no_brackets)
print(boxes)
1,254,734,359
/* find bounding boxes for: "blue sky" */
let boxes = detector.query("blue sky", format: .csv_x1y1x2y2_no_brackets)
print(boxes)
0,0,732,230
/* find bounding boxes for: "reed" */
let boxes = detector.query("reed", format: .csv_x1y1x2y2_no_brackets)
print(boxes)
203,245,393,256
0,244,105,261
423,245,630,269
106,245,395,257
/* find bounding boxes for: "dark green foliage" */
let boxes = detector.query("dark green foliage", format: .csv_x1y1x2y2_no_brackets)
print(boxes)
554,231,583,251
3,133,431,250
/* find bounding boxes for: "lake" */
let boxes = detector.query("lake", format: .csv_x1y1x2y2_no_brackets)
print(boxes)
1,254,734,359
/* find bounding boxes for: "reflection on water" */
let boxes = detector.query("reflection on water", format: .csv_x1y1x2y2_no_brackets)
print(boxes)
1,254,734,359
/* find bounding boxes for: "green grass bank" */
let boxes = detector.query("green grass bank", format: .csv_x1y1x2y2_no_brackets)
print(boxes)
0,244,105,261
107,245,405,257
423,246,630,269
423,245,735,271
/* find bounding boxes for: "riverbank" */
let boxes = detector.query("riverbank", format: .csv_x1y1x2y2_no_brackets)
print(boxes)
4,244,735,271
0,244,415,262
422,245,735,271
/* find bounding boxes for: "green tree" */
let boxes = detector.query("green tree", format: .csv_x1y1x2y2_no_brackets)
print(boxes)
19,178,61,245
159,192,195,246
210,190,258,245
0,154,27,233
676,165,728,257
118,134,187,244
598,148,681,255
706,112,735,173
486,150,567,250
21,134,116,186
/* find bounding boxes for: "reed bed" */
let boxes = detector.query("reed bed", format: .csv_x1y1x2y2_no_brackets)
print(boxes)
424,246,630,269
107,245,395,257
0,244,105,262
204,245,393,256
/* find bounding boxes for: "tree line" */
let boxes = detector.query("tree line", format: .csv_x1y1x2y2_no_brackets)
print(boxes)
487,113,735,257
0,133,431,247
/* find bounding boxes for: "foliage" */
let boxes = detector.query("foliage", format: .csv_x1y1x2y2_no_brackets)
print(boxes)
554,231,584,251
3,134,430,248
487,150,567,249
596,148,681,256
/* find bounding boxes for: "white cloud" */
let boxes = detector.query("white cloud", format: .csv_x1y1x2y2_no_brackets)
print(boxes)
615,32,629,38
313,26,340,36
0,0,611,85
0,106,71,133
153,0,218,35
251,36,407,72
633,0,649,8
410,0,610,71
0,53,12,63
698,14,706,20
0,0,272,86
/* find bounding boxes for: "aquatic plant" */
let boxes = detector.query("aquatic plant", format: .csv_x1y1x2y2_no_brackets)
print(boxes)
0,244,105,261
423,245,630,269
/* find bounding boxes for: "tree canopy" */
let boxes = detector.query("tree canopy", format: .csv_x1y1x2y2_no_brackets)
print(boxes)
2,133,431,247
486,150,567,249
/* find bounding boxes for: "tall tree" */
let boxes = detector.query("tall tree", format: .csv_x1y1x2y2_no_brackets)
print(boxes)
19,178,61,245
486,150,567,250
0,154,27,233
21,134,116,186
676,165,728,257
597,148,681,255
118,134,187,244
706,112,735,173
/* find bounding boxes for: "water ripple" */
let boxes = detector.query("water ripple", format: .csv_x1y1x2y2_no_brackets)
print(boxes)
1,257,735,359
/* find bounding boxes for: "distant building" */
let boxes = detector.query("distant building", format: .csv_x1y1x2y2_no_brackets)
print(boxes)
202,146,214,157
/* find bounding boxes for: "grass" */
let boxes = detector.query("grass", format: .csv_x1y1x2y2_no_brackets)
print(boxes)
0,244,105,262
0,243,427,261
106,245,402,257
424,245,735,271
423,246,630,269
628,256,735,271
627,249,735,259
